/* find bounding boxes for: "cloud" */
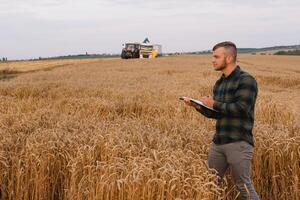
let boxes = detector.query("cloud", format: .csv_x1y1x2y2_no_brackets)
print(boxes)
0,0,299,59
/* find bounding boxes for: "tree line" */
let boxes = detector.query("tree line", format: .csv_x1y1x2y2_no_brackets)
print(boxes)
274,49,300,55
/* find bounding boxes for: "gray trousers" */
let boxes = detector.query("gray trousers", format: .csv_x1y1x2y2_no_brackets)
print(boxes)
208,141,260,200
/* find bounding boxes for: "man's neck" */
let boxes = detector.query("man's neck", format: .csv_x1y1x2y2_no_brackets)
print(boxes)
222,63,237,77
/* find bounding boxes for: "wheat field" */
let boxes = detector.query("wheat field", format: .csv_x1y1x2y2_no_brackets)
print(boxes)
0,55,299,199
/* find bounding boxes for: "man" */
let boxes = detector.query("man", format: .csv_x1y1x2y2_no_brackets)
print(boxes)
183,41,259,199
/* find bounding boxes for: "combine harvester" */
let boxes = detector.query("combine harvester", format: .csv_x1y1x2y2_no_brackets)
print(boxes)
121,38,162,59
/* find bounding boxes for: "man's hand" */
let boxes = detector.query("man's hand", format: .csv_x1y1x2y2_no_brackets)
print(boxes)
182,97,202,110
199,95,214,108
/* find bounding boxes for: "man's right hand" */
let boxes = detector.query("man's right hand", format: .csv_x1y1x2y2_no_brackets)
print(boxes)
182,97,202,110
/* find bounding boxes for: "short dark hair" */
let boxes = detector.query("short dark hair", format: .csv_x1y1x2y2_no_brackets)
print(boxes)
213,41,237,62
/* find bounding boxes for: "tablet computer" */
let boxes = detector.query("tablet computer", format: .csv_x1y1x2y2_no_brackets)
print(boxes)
179,96,219,112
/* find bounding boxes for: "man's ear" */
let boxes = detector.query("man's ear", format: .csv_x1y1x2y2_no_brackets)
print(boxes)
226,55,233,64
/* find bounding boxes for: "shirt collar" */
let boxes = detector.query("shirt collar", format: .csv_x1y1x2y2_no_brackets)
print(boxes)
222,65,241,79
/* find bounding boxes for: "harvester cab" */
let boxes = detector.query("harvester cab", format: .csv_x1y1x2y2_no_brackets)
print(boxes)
121,43,140,59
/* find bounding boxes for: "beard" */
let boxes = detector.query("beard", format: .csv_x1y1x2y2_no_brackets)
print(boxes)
214,58,227,71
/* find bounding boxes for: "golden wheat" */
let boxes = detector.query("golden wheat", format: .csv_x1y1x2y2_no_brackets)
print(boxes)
0,55,299,199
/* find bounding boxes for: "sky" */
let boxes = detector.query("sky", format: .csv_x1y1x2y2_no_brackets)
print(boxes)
1,0,300,60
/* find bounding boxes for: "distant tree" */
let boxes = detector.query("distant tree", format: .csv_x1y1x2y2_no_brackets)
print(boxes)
275,49,300,55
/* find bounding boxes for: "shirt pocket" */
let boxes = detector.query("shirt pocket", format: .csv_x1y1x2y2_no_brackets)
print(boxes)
224,82,239,103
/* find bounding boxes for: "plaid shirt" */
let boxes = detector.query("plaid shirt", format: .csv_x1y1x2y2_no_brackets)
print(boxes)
197,66,258,146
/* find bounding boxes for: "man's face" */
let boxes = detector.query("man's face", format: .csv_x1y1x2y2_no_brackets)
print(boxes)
212,47,227,71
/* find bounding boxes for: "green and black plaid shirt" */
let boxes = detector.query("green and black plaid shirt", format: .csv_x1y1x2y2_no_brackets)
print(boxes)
197,66,258,146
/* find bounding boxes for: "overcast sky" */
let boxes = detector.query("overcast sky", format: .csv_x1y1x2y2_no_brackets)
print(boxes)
1,0,300,59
